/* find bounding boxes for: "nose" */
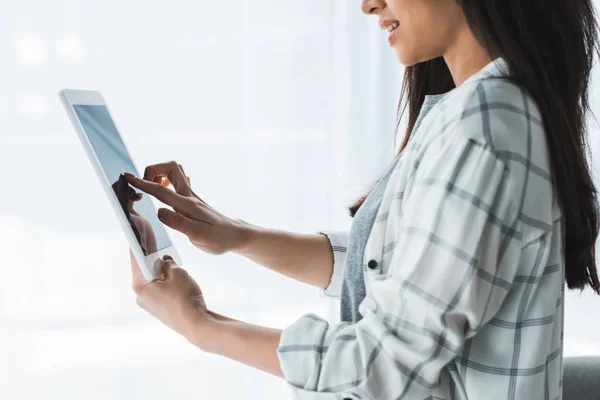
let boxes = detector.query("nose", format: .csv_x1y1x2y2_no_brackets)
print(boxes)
361,0,386,15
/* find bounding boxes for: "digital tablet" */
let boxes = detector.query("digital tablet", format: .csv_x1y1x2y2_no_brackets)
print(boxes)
59,89,182,280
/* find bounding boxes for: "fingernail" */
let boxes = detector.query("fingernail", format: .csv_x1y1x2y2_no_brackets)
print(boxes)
157,208,169,220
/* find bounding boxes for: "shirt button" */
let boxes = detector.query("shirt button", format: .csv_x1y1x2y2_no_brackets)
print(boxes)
367,259,378,269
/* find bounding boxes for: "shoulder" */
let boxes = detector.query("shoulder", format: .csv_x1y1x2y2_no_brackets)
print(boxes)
424,78,551,189
421,78,558,239
433,78,544,160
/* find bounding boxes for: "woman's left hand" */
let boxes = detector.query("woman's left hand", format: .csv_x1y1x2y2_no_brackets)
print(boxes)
130,250,209,344
130,250,285,377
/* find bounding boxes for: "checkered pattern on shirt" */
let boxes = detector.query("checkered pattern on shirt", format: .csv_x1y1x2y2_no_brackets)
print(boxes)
277,58,565,400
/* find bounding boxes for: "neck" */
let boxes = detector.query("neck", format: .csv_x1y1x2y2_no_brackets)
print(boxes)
443,24,493,86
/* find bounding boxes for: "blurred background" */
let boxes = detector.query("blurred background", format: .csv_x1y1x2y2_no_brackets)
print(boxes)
0,1,599,399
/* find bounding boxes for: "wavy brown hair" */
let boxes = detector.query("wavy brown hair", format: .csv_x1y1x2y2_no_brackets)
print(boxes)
349,0,600,294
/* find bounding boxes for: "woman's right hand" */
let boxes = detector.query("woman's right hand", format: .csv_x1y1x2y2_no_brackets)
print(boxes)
124,162,248,255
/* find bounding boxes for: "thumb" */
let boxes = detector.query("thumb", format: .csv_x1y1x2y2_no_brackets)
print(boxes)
158,208,195,235
130,248,147,293
159,256,179,278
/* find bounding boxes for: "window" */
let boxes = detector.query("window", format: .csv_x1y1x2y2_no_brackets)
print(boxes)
1,1,340,398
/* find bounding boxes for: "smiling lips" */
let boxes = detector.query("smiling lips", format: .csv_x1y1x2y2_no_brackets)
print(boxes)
379,19,400,45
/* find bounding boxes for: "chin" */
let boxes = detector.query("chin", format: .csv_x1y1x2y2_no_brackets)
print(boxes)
394,46,441,68
393,46,420,67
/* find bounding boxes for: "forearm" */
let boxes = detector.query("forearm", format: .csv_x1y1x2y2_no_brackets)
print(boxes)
191,310,284,378
232,219,334,290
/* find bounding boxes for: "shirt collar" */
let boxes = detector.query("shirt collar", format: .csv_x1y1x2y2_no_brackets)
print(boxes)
461,57,510,86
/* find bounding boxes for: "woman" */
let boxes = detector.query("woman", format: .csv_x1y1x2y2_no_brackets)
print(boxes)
124,0,600,398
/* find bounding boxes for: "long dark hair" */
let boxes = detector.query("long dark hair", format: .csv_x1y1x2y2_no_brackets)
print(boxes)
349,0,600,294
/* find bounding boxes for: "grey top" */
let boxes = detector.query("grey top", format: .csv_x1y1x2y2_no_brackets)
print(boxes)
340,93,447,322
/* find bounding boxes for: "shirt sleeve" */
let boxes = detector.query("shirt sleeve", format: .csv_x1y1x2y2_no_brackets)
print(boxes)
277,136,524,399
316,230,350,298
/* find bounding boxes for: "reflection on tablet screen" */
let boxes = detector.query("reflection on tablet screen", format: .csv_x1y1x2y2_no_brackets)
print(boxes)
73,104,171,255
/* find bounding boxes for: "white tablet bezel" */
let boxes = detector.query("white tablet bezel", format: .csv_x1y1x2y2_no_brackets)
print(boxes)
59,89,182,281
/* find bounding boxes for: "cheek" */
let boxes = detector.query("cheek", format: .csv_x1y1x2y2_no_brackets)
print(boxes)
391,17,450,66
391,22,429,65
387,0,461,64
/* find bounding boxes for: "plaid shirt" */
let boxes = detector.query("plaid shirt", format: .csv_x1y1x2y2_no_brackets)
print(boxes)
277,58,565,400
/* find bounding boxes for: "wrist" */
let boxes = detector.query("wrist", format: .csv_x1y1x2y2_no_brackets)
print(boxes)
230,218,255,255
